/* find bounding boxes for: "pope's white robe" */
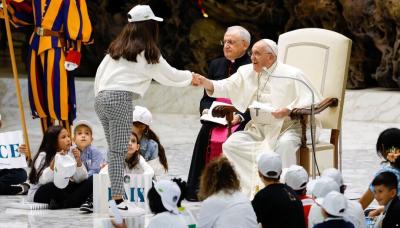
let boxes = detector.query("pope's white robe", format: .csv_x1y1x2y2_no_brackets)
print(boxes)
207,61,322,198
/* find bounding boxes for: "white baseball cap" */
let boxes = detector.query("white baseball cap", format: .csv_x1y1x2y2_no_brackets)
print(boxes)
54,154,77,189
132,106,152,126
321,168,344,186
262,39,278,56
316,191,348,217
284,165,309,190
257,152,282,178
73,119,93,134
127,5,163,23
307,176,340,198
154,180,181,214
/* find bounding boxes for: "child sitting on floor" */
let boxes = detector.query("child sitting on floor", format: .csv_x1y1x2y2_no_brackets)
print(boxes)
72,120,104,177
370,171,400,228
100,131,154,176
131,106,167,177
27,125,91,209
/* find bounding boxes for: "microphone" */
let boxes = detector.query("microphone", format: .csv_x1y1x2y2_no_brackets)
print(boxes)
262,67,320,178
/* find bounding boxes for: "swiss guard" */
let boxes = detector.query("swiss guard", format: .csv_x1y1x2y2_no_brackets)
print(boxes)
26,0,93,133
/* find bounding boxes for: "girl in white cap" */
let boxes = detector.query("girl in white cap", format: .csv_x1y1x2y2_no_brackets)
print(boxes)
147,180,186,228
94,4,199,212
132,106,167,177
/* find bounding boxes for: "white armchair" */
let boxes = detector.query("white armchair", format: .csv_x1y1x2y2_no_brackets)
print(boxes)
277,28,352,174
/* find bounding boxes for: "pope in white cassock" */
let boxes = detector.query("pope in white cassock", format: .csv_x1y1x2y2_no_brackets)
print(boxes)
195,39,322,198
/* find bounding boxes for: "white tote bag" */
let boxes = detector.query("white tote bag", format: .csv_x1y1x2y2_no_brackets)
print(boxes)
93,173,153,213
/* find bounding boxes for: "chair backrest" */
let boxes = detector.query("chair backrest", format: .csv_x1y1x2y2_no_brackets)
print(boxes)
277,28,352,130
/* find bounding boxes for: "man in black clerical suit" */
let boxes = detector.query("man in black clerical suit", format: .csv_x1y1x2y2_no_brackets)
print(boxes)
186,26,252,201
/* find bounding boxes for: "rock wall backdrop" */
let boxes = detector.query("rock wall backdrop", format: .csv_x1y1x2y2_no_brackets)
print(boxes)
1,0,400,89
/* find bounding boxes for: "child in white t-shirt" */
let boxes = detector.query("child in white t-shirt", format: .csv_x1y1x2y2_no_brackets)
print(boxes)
100,131,154,177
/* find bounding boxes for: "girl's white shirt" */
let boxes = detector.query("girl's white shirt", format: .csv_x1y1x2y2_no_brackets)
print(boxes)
27,152,88,202
100,155,154,177
94,53,192,97
147,211,187,228
197,191,258,228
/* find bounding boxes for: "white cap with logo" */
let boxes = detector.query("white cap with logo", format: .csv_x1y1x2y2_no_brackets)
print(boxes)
54,154,77,189
154,180,181,214
257,152,282,178
284,165,309,190
132,106,152,126
127,5,163,23
316,191,348,217
307,176,340,198
321,168,344,187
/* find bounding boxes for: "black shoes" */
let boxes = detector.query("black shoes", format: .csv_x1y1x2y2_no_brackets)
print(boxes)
80,194,93,213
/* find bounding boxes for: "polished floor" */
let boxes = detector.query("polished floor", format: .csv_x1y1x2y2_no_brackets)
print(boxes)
0,77,399,227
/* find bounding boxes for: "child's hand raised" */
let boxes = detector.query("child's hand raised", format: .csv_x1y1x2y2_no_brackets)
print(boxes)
17,144,29,155
72,147,83,167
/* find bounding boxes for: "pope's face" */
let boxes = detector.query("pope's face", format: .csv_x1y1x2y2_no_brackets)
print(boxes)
251,41,274,73
223,32,248,61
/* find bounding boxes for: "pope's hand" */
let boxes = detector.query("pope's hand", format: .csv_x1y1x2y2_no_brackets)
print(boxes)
231,114,242,125
271,108,290,119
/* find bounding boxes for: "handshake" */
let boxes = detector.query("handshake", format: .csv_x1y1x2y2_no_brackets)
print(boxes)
191,73,205,87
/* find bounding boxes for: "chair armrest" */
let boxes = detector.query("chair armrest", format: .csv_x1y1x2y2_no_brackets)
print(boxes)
211,105,240,137
290,97,338,119
211,105,239,120
289,97,339,161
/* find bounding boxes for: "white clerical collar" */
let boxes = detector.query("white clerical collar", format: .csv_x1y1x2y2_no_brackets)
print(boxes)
263,61,278,76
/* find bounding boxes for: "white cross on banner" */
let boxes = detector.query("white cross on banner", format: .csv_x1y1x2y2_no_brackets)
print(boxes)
0,130,27,169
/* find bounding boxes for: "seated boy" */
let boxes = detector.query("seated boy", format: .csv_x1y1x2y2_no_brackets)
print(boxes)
314,191,354,228
284,165,314,227
251,152,305,228
72,120,104,213
371,171,400,228
72,120,104,177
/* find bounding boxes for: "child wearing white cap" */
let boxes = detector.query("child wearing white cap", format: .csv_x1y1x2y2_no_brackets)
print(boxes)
251,152,305,228
307,176,340,227
284,165,314,227
132,106,167,177
321,168,365,228
314,191,354,228
147,180,186,228
94,4,199,212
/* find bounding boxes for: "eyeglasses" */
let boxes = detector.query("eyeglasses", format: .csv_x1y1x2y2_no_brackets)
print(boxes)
249,51,273,57
220,40,238,46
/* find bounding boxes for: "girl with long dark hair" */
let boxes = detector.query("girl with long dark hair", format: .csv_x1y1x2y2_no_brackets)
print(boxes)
131,106,167,177
94,4,197,213
27,126,91,209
